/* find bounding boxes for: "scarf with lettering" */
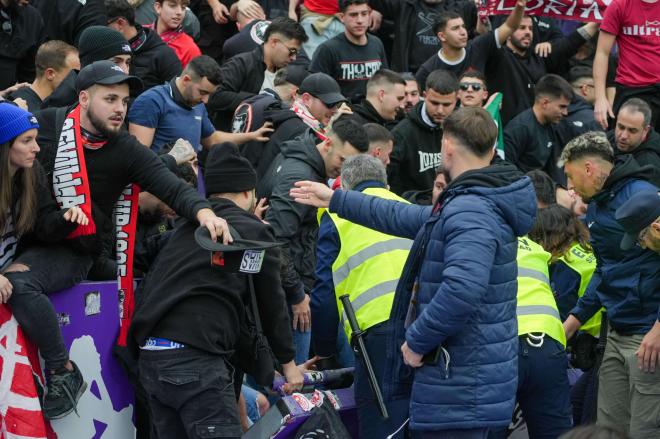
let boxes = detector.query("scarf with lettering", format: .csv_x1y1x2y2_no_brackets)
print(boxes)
291,98,327,141
53,105,139,346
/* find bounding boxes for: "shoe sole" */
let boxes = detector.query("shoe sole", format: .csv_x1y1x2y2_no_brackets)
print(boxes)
43,380,88,420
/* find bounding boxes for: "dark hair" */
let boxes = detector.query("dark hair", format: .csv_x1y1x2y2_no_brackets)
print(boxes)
443,107,497,157
558,425,629,439
426,69,459,95
1,140,37,236
568,66,593,85
433,12,463,34
263,17,308,43
329,116,369,152
459,69,488,89
183,55,222,85
619,97,652,127
35,40,78,78
401,72,416,82
529,204,592,261
527,170,557,206
105,0,136,26
338,0,368,13
534,74,574,101
367,69,406,92
364,123,394,144
154,0,190,5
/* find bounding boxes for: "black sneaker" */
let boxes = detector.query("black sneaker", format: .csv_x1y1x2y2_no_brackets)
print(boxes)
42,361,87,420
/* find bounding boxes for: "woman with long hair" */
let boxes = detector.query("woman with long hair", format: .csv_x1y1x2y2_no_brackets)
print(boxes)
0,102,88,305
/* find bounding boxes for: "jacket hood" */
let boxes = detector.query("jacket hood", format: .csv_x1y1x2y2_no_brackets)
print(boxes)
407,101,441,132
139,26,167,53
635,128,660,155
596,154,657,199
440,161,537,237
353,100,387,125
568,96,593,116
267,108,298,126
279,129,326,178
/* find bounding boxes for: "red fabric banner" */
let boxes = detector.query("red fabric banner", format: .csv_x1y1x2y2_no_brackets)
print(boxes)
482,0,610,22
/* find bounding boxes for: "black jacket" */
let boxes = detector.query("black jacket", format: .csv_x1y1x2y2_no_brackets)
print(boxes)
369,0,477,73
352,99,398,130
40,70,77,110
503,108,565,183
0,4,44,90
208,46,266,131
130,25,182,93
555,96,602,150
388,101,443,195
31,0,106,45
129,197,295,363
609,128,660,187
34,106,210,255
257,108,307,179
258,130,326,304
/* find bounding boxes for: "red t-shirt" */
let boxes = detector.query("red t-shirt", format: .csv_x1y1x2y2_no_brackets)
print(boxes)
600,0,660,87
303,0,339,16
160,30,202,68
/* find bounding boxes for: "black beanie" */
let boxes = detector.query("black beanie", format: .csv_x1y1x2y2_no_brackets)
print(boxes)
204,143,257,196
78,26,132,67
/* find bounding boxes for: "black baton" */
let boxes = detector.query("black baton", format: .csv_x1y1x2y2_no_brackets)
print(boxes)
339,294,389,420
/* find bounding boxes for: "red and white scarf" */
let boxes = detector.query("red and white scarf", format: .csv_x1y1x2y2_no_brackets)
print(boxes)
291,98,327,141
53,105,139,346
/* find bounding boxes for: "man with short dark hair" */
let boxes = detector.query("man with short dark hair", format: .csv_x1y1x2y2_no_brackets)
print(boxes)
504,74,575,183
310,0,388,102
258,116,369,364
607,98,660,187
415,0,526,91
352,69,405,128
151,0,201,68
257,72,346,178
457,70,488,108
290,106,537,438
209,17,308,131
388,69,458,195
129,55,271,152
0,0,44,90
561,132,660,438
401,72,420,113
365,122,394,165
105,0,183,93
8,40,79,112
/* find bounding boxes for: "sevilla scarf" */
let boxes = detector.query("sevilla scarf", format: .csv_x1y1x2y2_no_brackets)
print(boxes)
53,105,139,347
291,99,328,141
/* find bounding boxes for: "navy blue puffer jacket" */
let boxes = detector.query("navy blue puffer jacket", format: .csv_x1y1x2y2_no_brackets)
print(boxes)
329,162,537,431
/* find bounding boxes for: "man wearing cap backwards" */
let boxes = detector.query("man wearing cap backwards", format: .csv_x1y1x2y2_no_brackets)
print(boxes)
6,60,231,420
42,25,134,109
616,190,660,255
130,143,303,439
257,72,347,178
560,132,660,438
258,116,369,365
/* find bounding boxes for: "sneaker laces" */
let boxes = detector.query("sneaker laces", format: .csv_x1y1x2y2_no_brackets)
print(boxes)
47,373,81,417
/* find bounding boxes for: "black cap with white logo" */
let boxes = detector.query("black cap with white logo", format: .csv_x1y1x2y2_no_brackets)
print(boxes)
76,60,143,94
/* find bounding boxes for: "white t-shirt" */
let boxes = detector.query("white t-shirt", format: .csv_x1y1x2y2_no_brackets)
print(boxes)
260,69,277,92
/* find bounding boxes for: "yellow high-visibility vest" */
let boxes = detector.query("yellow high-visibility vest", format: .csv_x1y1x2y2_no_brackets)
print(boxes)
558,243,602,337
517,237,566,347
320,187,412,339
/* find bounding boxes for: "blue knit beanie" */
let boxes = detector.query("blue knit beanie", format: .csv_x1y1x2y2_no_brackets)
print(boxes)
0,103,40,145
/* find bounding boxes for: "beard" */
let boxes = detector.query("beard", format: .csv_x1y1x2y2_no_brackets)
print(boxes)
88,106,122,139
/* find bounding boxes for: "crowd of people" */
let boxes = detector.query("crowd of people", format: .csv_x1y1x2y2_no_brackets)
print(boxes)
0,0,659,438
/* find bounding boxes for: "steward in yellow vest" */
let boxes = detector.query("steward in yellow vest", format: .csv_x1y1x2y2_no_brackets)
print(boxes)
490,236,573,438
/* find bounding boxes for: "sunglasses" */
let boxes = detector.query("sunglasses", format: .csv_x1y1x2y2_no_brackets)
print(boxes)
459,82,483,91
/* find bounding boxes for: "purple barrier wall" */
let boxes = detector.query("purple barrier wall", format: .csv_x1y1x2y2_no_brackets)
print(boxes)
48,281,135,439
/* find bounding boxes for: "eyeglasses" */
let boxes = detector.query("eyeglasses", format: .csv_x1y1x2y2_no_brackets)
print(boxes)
1,10,11,35
638,226,650,245
277,40,299,57
459,82,482,92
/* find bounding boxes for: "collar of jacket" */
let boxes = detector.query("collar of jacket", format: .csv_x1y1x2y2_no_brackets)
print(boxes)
169,77,192,110
353,180,387,192
251,45,267,69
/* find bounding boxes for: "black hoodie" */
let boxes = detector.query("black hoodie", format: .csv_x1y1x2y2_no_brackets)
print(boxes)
352,99,399,130
257,108,307,180
130,25,182,93
388,101,443,195
258,130,326,304
608,128,660,187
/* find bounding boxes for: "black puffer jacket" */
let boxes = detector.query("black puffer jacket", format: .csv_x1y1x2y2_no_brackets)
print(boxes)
130,25,182,93
609,128,660,187
31,0,106,45
258,130,325,305
257,108,307,179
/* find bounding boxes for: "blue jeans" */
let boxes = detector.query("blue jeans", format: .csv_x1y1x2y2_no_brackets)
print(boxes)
336,323,355,368
421,429,489,439
139,347,242,439
5,244,92,370
354,322,410,439
490,336,572,439
293,327,311,365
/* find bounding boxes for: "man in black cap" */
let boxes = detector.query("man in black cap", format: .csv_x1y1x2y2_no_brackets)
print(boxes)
616,190,660,254
257,72,347,178
130,142,303,439
6,60,231,419
42,25,133,109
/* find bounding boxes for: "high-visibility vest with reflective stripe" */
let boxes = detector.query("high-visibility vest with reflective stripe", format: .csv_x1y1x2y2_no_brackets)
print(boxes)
320,187,412,339
559,243,602,337
517,237,566,347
